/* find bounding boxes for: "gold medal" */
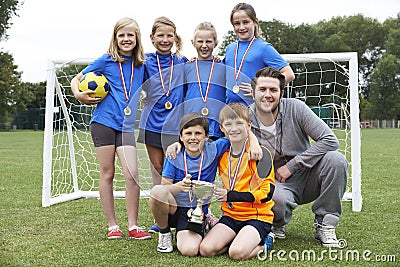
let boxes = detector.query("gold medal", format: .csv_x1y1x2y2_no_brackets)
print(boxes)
195,58,215,115
165,101,173,110
124,107,131,116
187,208,193,218
233,36,256,92
201,107,209,116
118,62,134,111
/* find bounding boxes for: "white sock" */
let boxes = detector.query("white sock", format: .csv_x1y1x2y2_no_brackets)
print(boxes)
108,225,119,231
128,225,138,231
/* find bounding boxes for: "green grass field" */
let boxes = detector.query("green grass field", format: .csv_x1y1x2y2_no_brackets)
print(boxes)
0,129,399,266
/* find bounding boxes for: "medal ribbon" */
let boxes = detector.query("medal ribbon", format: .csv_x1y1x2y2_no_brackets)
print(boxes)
183,150,204,181
184,150,204,208
118,62,134,103
195,58,215,105
227,138,248,191
156,53,174,97
234,36,256,82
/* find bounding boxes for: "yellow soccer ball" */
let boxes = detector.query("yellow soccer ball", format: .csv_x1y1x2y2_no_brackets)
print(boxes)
78,71,110,100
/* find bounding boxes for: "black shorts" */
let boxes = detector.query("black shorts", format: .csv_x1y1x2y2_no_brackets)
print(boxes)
89,122,136,148
168,207,205,237
137,129,178,149
218,216,272,245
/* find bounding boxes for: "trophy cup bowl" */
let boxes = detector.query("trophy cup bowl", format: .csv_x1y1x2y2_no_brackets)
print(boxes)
187,180,214,234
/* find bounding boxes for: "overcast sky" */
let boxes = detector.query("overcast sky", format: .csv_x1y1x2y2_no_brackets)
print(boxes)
0,0,398,83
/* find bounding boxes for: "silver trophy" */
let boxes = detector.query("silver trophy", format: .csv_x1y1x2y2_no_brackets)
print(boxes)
187,180,214,234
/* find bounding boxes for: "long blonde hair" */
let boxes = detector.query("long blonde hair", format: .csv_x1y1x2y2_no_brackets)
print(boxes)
107,17,145,66
151,16,184,58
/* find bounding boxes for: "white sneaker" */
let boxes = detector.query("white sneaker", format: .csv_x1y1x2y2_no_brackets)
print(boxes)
314,214,340,247
272,225,286,239
157,232,173,253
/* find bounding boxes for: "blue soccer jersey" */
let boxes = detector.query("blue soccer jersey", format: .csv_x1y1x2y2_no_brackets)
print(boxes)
225,38,288,106
138,52,188,135
162,138,230,209
184,59,226,138
82,54,145,132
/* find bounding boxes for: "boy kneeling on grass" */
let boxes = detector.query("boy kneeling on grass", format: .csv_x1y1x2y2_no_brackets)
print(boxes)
199,103,275,260
149,111,262,256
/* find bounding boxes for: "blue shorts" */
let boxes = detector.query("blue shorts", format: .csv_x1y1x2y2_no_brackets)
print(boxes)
90,122,136,148
218,216,272,245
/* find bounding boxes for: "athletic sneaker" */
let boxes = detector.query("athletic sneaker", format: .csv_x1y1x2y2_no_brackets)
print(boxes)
148,223,160,234
157,232,173,253
314,214,340,247
108,225,123,239
128,226,151,240
272,225,286,239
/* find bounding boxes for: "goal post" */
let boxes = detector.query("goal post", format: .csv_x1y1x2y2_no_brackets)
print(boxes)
42,58,151,207
282,52,362,212
42,52,362,212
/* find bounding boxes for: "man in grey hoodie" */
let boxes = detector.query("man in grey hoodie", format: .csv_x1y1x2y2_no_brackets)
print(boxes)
248,66,348,247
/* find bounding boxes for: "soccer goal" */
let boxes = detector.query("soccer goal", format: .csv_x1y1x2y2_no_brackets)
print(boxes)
42,58,153,207
282,52,361,212
42,52,362,212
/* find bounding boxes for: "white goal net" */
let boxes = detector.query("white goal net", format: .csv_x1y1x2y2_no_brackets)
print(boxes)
42,52,362,212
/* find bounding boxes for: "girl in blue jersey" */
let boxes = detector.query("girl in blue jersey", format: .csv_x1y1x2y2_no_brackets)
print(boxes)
225,2,295,106
137,16,188,188
184,22,226,140
71,17,150,240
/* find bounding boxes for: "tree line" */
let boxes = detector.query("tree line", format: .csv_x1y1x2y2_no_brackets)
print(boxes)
0,2,399,129
218,14,400,121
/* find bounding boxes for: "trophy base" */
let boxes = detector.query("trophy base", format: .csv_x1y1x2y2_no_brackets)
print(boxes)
187,221,203,234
